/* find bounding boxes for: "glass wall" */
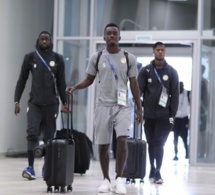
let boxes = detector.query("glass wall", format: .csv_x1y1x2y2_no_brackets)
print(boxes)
53,0,215,165
56,0,91,36
197,0,215,163
203,0,215,32
94,0,198,35
198,40,215,163
56,40,90,132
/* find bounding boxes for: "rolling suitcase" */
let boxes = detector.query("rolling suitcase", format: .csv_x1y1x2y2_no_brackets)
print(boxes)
44,94,75,193
122,106,146,184
56,98,93,175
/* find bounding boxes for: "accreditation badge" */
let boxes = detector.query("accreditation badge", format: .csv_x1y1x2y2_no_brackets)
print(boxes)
121,57,126,64
158,86,168,107
117,88,127,106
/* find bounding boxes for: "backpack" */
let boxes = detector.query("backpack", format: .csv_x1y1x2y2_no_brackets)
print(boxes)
95,50,130,75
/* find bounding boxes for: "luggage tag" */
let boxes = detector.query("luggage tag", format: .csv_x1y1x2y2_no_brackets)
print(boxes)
158,86,168,107
117,87,127,106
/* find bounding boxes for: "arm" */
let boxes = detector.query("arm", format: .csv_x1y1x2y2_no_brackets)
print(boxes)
14,53,31,115
129,77,142,123
55,53,69,112
137,66,147,98
66,74,96,94
55,54,67,102
169,69,179,118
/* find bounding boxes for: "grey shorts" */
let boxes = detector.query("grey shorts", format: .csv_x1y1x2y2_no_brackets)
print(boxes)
94,105,131,144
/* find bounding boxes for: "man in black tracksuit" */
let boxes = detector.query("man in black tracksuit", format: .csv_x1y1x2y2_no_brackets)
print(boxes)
137,42,179,184
14,31,68,180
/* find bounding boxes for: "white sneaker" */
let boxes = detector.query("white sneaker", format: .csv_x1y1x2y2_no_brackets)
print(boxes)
98,178,112,193
113,177,127,194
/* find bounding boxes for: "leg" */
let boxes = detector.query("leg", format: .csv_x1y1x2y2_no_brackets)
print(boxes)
144,118,156,182
23,102,42,180
99,144,110,181
115,136,128,179
94,106,113,193
98,144,112,193
144,118,155,169
154,119,172,170
26,103,42,166
154,118,172,184
42,104,59,143
180,117,189,159
173,119,179,160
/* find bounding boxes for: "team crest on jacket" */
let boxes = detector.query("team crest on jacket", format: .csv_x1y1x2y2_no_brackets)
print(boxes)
121,57,126,64
49,61,55,67
163,75,169,81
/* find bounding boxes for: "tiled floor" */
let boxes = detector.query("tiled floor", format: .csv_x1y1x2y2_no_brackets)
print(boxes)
0,134,214,195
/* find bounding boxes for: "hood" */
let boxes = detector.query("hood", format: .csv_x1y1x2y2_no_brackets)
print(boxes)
35,31,53,57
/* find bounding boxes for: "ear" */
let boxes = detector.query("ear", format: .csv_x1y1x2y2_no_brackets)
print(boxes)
103,36,106,41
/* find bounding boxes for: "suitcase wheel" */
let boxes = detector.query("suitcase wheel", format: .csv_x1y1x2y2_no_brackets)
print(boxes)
131,179,136,184
47,186,52,193
126,178,130,184
140,179,144,183
67,185,72,192
60,186,66,193
54,186,60,192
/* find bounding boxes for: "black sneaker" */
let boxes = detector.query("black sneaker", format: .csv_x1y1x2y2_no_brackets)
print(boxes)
154,170,163,184
149,167,156,183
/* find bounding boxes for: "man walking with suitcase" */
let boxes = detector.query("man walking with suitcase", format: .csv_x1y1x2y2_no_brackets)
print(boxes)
137,42,179,184
14,31,68,180
66,23,142,194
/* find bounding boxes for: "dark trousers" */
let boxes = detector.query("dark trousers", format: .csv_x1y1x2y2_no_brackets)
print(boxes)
172,116,189,157
144,118,173,170
27,102,59,151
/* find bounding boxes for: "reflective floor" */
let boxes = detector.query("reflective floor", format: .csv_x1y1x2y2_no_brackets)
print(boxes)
0,133,214,195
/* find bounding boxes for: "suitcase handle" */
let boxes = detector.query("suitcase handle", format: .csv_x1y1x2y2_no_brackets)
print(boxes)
60,94,73,139
133,104,142,139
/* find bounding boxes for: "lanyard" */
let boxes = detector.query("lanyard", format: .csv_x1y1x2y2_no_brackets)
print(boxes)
153,67,163,86
104,50,118,80
36,50,54,77
36,50,58,96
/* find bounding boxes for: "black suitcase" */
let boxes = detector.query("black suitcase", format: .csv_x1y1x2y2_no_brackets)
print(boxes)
122,107,146,184
56,97,93,175
44,94,75,193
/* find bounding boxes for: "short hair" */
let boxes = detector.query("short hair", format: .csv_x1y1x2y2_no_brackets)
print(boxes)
104,23,119,32
153,42,165,50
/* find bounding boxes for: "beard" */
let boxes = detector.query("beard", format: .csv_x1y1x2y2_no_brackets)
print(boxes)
155,56,164,61
40,44,49,51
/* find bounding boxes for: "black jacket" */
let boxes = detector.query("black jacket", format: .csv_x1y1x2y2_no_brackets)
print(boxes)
137,60,179,119
14,45,67,105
